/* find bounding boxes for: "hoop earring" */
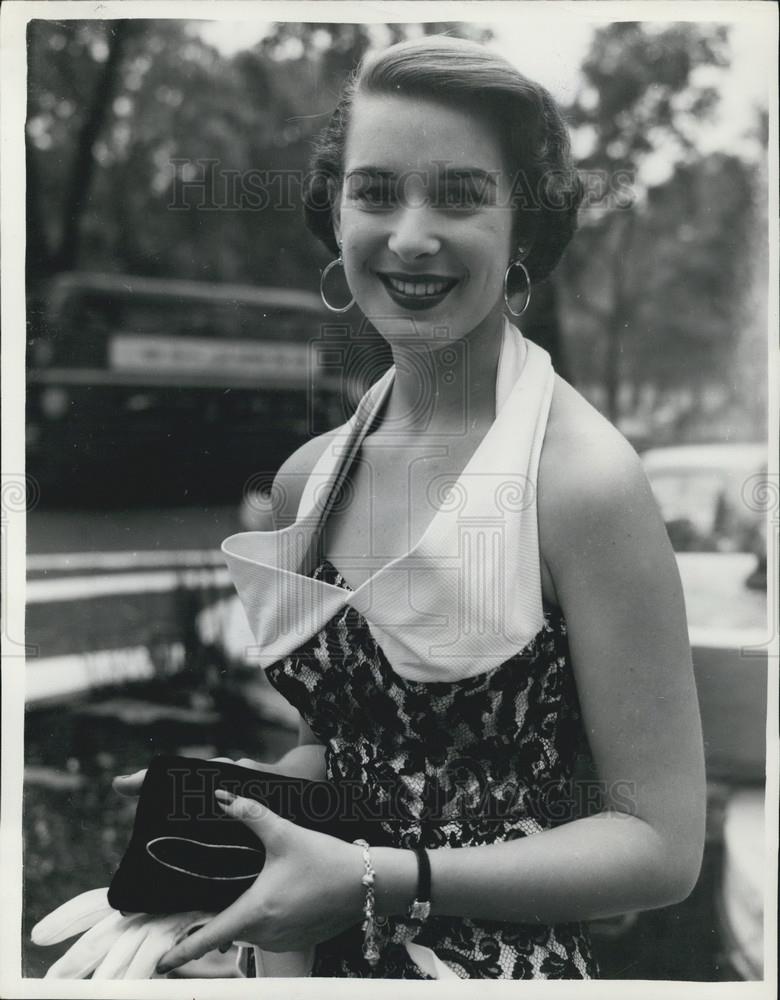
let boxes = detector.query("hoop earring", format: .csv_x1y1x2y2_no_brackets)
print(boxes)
503,258,532,317
320,256,355,313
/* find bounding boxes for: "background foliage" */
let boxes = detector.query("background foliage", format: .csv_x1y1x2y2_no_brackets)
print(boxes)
26,17,768,445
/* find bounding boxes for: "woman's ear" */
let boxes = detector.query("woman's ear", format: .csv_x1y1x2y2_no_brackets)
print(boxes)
332,207,342,253
513,213,538,262
329,176,343,252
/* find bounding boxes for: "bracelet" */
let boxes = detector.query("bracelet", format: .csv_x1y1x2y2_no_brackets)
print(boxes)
353,838,382,967
406,845,432,925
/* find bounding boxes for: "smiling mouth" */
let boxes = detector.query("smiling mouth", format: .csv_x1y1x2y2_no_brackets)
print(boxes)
377,272,459,309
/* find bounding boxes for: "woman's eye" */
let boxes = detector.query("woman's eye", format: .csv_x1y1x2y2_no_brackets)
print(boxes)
347,178,396,207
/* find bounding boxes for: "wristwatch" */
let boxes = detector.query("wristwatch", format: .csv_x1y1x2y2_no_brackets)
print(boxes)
406,845,431,923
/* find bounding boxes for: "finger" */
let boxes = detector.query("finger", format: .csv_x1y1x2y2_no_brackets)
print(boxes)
155,894,262,974
214,790,287,843
31,887,111,946
122,913,209,979
44,911,126,979
122,915,182,979
112,770,147,796
91,915,149,979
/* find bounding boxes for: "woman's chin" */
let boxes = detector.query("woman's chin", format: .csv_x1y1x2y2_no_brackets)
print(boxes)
365,306,503,348
369,316,465,345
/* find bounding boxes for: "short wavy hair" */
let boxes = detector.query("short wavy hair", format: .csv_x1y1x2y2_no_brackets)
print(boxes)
303,35,583,283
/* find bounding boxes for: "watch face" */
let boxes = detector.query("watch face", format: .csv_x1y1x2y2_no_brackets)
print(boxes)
408,900,432,922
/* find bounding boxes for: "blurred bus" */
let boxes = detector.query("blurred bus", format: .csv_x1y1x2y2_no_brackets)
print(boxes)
24,272,349,704
27,272,342,508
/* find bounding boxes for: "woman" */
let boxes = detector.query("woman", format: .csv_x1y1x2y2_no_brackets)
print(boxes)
120,35,705,980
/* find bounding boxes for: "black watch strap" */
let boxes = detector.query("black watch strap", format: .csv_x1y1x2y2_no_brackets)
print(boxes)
407,845,431,923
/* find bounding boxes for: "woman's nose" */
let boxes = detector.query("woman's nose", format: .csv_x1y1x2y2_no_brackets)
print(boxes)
387,205,441,262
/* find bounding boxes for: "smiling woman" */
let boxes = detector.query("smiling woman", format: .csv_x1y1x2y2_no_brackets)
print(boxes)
111,35,706,982
334,93,515,335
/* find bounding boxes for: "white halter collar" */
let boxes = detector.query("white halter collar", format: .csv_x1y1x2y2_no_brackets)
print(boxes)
222,318,555,683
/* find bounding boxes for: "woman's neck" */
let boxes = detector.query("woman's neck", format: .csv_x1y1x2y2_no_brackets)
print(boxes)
379,310,506,437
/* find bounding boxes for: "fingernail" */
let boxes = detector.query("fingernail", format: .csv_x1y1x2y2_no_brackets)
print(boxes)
214,789,236,802
156,961,173,975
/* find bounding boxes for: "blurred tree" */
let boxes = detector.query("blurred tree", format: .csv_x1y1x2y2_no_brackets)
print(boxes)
561,22,734,423
26,21,136,289
27,20,291,286
569,22,729,175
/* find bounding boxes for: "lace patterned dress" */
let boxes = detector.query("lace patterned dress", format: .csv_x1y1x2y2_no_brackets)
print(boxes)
264,558,598,979
223,325,600,979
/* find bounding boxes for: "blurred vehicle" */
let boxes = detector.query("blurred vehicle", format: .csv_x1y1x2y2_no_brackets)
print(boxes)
25,272,343,704
642,442,766,556
641,443,768,781
27,271,340,507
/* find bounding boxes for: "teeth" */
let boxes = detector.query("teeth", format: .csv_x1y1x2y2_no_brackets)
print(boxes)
387,276,451,297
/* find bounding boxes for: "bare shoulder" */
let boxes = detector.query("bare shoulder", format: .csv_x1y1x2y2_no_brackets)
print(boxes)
540,375,649,502
271,428,344,527
538,375,668,581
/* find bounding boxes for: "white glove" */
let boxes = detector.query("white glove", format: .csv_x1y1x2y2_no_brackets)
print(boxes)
31,887,213,979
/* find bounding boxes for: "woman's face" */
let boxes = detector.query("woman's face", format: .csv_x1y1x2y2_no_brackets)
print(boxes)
333,92,516,344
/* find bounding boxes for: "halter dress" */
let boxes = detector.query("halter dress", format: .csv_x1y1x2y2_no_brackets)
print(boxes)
222,320,598,980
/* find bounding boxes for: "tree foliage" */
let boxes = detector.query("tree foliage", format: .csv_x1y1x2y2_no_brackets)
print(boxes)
25,18,766,443
558,21,765,440
568,22,730,175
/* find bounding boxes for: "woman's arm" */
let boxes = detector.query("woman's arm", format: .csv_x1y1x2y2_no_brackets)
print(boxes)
232,436,333,780
113,718,326,795
272,717,327,780
372,425,706,923
261,438,333,780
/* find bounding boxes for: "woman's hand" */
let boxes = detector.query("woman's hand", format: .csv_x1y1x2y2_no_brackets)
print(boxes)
154,791,364,974
111,758,282,798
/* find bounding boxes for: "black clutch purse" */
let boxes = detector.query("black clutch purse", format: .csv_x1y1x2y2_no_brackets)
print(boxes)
108,755,391,914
